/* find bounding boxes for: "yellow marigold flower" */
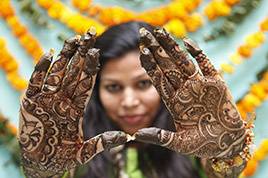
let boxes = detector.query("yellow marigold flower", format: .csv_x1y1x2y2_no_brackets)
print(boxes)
180,0,201,13
220,62,234,74
243,93,261,108
245,31,266,48
258,80,268,94
184,13,203,32
6,123,17,135
0,38,5,49
250,83,267,100
230,52,242,64
164,19,187,38
260,17,268,31
224,0,240,6
4,60,18,72
213,1,231,17
253,150,267,161
259,139,268,153
13,77,28,91
87,5,102,16
37,0,54,9
237,44,253,58
262,72,268,81
59,8,73,23
166,2,188,21
236,103,247,119
204,4,216,20
242,159,258,177
48,2,64,19
0,0,15,18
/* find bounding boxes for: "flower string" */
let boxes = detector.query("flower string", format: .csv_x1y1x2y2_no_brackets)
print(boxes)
0,0,44,62
71,0,203,38
204,0,241,20
240,139,268,177
0,37,28,91
36,0,106,35
220,16,268,74
236,71,268,120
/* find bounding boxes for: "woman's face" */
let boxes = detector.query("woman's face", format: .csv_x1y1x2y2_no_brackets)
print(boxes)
99,50,161,134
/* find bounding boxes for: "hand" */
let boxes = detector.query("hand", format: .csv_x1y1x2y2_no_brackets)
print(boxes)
18,29,129,178
135,28,252,159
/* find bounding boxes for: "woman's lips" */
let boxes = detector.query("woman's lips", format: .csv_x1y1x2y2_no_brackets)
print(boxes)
120,115,145,125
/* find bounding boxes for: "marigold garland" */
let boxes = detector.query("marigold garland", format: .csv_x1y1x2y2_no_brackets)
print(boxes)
71,0,203,38
0,37,28,91
236,71,268,120
0,0,44,63
204,0,241,20
219,16,268,74
240,139,268,177
204,0,262,41
36,0,105,35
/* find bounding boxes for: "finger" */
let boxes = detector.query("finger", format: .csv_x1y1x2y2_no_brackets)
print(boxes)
25,50,53,98
72,48,100,109
61,28,97,98
153,28,200,80
140,28,187,89
134,127,176,147
43,36,80,93
140,46,176,100
183,38,220,79
77,131,130,164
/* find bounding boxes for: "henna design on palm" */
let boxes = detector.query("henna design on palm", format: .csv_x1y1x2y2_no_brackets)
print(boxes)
18,29,129,178
135,28,252,159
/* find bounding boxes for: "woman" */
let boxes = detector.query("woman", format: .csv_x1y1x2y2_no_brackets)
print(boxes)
81,21,201,178
18,21,250,178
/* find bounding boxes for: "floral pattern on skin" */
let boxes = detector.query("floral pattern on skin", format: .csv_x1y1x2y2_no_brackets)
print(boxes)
18,29,129,178
135,27,252,160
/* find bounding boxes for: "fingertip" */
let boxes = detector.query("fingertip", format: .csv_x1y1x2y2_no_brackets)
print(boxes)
34,51,53,71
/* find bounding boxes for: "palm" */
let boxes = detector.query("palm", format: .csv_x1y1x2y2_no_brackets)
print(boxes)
136,28,249,159
18,30,128,178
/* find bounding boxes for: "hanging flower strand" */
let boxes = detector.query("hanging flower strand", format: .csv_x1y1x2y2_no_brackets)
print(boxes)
71,0,203,38
240,139,268,177
204,0,241,20
220,16,268,74
36,0,105,35
0,37,28,91
0,0,44,63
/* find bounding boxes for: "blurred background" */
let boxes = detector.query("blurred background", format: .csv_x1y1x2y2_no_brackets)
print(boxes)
0,0,267,177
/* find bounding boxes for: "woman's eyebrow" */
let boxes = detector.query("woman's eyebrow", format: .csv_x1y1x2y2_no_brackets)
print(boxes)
133,73,149,80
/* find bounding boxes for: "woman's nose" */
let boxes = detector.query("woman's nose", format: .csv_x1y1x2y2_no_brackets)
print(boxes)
121,88,140,108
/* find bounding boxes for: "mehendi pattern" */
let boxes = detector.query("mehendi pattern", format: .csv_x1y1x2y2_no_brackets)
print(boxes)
18,29,129,178
136,27,252,159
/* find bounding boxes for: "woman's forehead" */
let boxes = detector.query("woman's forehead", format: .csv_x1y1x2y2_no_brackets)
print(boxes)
100,51,148,80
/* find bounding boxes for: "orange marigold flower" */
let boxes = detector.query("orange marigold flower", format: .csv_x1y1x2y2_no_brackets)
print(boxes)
164,19,187,38
166,2,188,21
37,0,54,9
0,0,15,18
250,83,267,100
184,13,203,32
243,159,258,177
224,0,240,6
204,4,216,20
260,17,268,31
237,44,253,58
214,1,231,17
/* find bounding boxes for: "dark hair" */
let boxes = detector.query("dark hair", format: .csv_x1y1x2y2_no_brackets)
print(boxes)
82,21,200,178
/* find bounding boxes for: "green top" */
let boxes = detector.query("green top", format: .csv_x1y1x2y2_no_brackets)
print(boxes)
62,148,207,178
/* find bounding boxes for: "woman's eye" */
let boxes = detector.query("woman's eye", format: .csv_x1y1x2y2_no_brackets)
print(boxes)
137,80,152,90
104,84,122,93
